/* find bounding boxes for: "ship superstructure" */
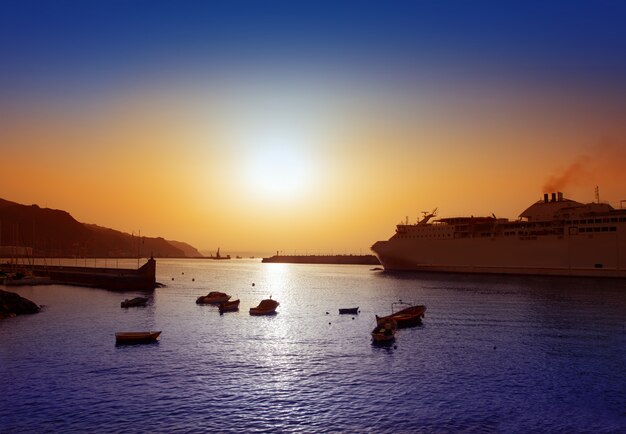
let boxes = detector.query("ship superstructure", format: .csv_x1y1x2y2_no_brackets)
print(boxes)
371,192,626,277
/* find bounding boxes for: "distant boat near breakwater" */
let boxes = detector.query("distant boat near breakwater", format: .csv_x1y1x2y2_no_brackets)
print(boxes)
197,247,231,260
262,254,380,265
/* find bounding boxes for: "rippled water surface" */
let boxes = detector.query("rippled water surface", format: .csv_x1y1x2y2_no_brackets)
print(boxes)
1,259,625,433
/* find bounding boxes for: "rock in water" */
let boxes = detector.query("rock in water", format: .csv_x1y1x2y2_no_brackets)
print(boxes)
0,289,41,319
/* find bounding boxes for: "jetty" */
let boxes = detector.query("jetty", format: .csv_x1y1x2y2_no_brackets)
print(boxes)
261,254,380,265
0,258,157,291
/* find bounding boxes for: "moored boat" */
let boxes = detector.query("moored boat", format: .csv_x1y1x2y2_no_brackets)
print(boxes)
219,299,240,313
196,291,231,304
371,318,397,343
376,301,426,328
115,331,161,344
338,307,359,314
121,296,149,308
249,298,279,315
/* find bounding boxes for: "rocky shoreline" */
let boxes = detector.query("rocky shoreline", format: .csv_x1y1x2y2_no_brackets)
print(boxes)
0,289,41,319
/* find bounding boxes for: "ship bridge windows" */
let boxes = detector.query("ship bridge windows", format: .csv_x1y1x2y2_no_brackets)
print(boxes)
578,226,617,233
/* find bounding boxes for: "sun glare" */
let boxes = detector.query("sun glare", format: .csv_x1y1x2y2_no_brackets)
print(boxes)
245,131,313,200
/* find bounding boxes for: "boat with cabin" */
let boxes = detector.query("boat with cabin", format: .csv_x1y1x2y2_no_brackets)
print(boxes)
196,291,231,304
219,299,240,313
249,298,279,315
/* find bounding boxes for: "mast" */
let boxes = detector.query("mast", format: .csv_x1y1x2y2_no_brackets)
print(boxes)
137,229,141,269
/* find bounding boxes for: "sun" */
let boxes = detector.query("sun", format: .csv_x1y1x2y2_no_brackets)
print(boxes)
245,132,314,200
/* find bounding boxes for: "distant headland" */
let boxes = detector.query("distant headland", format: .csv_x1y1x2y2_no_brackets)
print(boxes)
0,197,202,258
262,254,380,265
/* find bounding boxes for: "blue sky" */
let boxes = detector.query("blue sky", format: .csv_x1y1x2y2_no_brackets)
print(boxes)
2,0,626,100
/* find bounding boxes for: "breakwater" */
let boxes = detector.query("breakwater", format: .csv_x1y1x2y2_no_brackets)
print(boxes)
261,254,380,265
0,258,156,291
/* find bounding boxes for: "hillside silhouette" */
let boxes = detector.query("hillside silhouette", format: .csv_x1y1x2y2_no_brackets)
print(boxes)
0,198,202,258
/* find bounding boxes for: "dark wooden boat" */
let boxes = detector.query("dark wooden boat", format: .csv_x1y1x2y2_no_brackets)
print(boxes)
196,291,231,304
115,331,161,344
338,307,359,314
250,298,279,315
371,318,397,343
219,299,240,313
376,301,426,328
120,296,149,308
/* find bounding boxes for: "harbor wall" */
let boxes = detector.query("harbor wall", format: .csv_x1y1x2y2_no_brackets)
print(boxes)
262,255,380,265
0,258,157,291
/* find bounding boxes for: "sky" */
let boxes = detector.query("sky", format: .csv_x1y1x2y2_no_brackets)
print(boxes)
1,0,626,255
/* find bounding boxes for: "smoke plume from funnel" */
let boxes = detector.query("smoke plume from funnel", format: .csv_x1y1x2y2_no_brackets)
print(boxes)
541,137,626,198
542,155,590,192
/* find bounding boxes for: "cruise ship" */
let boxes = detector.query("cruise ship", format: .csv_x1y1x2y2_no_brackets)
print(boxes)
371,192,626,277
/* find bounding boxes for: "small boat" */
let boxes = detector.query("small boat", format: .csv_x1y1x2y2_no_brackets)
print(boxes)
338,307,359,315
376,301,426,328
371,319,397,343
250,298,279,316
115,331,161,344
120,296,149,308
196,291,231,304
219,299,240,313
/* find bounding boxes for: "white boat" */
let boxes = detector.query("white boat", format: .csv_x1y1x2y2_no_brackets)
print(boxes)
371,192,626,278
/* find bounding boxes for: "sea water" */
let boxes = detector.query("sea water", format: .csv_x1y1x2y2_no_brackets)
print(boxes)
1,259,625,433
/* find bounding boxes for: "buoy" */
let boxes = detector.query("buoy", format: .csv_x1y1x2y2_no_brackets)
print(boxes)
182,272,184,275
172,277,174,280
325,312,329,315
192,278,195,281
352,317,355,320
252,283,255,286
328,322,331,325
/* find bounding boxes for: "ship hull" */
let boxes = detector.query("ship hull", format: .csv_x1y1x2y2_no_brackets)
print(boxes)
372,230,626,278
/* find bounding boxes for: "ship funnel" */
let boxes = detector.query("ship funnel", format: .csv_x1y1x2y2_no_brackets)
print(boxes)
557,192,563,201
551,193,557,202
543,193,549,203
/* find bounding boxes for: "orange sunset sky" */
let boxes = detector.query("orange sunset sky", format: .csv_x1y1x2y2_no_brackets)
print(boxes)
2,2,626,255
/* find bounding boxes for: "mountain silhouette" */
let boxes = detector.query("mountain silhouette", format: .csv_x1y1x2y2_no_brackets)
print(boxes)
0,198,202,258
